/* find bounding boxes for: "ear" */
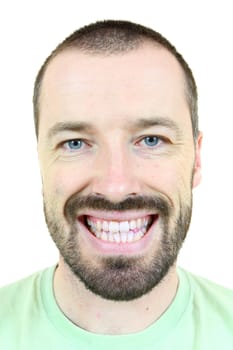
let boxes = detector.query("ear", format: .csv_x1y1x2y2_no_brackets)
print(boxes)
192,132,203,188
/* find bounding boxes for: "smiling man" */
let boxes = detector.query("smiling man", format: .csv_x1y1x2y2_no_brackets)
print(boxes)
0,20,232,349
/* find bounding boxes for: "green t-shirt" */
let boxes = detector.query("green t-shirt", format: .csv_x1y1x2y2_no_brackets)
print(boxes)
0,266,232,349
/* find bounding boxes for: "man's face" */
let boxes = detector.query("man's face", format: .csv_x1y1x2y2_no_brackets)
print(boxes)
38,44,202,301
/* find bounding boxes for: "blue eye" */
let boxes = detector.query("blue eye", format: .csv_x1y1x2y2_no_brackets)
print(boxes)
66,139,83,150
143,136,160,147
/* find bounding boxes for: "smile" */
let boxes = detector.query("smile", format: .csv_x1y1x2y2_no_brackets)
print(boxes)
84,215,157,243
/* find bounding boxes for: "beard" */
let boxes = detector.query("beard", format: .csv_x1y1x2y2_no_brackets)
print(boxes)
44,193,192,301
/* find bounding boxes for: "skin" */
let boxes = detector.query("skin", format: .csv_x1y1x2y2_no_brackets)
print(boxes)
37,43,202,334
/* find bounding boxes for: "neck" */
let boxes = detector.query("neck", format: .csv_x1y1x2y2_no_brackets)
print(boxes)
53,259,179,335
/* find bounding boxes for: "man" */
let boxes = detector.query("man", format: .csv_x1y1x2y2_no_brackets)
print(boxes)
0,20,232,349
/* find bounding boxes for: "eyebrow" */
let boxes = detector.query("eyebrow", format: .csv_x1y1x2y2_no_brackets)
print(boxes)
47,121,94,139
47,117,182,139
131,117,182,136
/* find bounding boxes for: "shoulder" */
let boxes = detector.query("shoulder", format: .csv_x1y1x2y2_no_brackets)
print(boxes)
0,269,43,299
0,266,54,318
180,268,233,329
0,266,56,347
181,268,233,301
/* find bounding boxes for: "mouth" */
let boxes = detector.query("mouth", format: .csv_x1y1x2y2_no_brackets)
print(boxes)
79,214,158,244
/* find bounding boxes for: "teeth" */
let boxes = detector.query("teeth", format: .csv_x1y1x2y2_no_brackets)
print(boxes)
91,226,96,233
119,221,129,232
141,226,146,234
134,230,143,241
137,218,142,228
109,232,115,242
103,221,108,231
86,215,153,243
101,231,108,241
96,220,102,231
96,231,101,238
87,218,92,227
127,231,134,243
114,233,121,243
120,232,127,243
109,221,119,232
129,220,137,230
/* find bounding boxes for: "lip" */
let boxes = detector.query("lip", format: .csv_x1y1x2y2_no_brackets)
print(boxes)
76,212,160,256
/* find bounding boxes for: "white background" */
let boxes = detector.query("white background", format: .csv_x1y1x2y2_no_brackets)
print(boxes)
0,0,232,288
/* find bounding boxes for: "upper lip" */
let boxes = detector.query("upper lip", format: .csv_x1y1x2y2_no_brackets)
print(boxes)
77,210,158,221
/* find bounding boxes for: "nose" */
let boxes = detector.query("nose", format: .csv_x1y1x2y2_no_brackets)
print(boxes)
90,145,142,202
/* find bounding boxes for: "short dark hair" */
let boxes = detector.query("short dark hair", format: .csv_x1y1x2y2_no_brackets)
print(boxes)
33,20,198,139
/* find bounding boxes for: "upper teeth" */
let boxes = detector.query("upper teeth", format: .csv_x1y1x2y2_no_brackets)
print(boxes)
86,216,152,243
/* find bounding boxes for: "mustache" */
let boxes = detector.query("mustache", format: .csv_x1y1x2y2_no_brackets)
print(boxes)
64,194,172,221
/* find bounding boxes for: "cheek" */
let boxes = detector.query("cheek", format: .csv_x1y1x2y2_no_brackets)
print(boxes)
42,163,89,201
143,156,193,199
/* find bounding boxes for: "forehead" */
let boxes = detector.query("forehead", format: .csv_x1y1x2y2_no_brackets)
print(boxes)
39,43,190,134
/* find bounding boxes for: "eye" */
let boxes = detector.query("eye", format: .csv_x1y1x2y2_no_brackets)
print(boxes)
136,136,163,149
63,139,85,151
143,136,160,147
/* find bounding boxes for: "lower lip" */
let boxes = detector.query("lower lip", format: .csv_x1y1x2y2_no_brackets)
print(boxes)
77,215,159,256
